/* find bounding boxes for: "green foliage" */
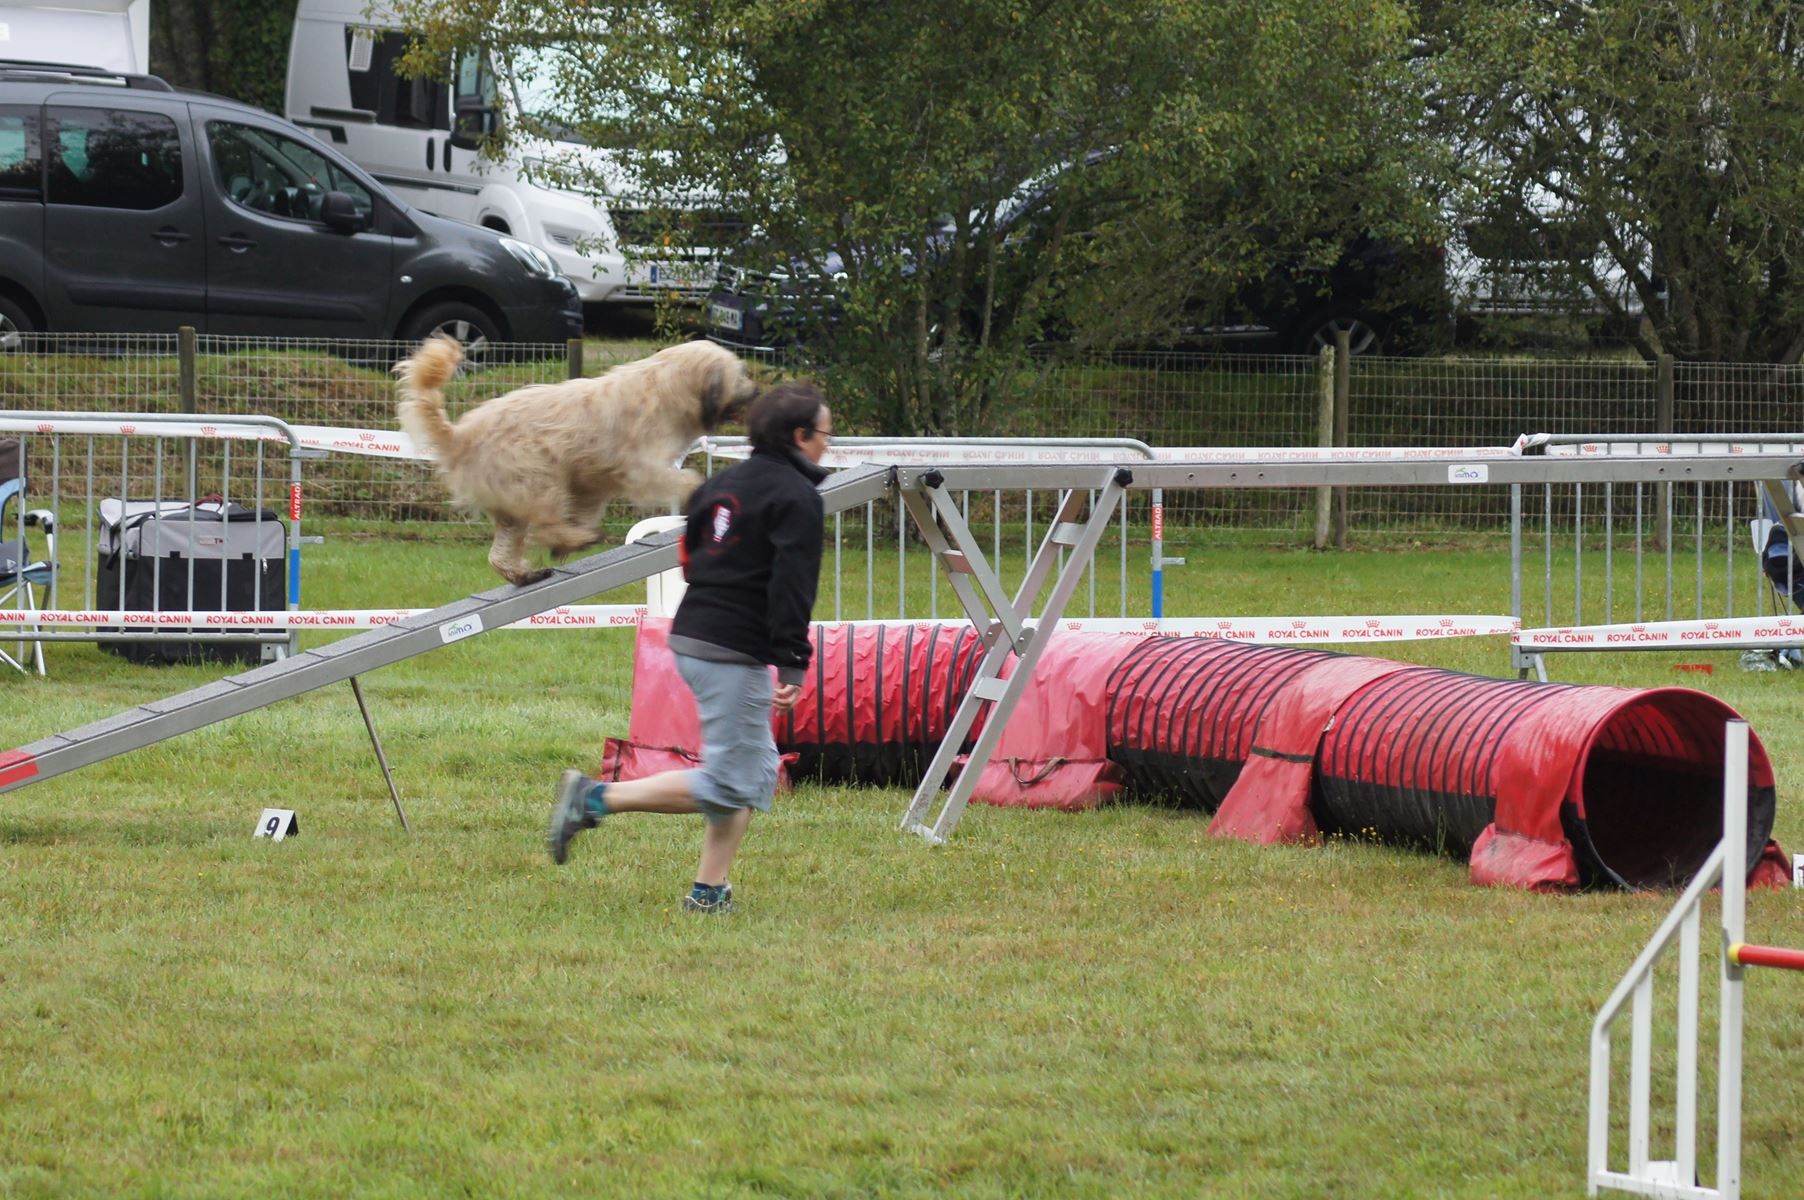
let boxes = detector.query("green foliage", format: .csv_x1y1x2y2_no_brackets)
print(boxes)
1421,0,1804,363
149,0,300,114
385,0,1431,433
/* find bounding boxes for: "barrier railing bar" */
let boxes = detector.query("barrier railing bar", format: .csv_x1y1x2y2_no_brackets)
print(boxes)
1636,482,1644,624
1545,482,1554,627
1577,481,1586,625
1605,481,1614,621
1665,481,1675,619
83,435,94,610
1694,480,1704,621
1510,483,1522,623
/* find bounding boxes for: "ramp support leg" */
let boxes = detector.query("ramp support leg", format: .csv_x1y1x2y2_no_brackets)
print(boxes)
350,675,411,834
898,467,1131,843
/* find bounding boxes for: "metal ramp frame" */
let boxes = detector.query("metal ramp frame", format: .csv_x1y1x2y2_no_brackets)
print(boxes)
897,466,1133,843
0,464,891,808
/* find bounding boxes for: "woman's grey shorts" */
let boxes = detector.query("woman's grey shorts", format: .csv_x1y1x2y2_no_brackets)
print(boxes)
675,653,780,820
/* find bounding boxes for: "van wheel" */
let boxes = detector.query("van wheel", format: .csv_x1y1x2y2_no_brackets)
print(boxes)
398,303,501,358
0,295,35,351
1290,308,1386,357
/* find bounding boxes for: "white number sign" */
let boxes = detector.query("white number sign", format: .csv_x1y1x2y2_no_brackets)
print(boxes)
254,808,299,841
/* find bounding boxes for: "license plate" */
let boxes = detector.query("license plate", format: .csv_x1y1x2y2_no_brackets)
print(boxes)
650,261,706,287
709,303,744,332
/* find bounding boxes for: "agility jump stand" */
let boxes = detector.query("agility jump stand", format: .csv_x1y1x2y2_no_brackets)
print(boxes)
1588,721,1804,1200
897,465,1133,844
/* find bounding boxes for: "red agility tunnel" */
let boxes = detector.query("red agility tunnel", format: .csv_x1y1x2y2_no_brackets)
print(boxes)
1098,638,1784,890
602,619,988,786
1313,669,1783,890
1103,638,1350,809
780,620,988,783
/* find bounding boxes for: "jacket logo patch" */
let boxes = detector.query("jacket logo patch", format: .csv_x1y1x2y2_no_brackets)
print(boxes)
711,504,733,543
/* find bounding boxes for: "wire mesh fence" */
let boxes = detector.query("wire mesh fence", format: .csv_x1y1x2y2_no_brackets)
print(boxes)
3,333,1799,541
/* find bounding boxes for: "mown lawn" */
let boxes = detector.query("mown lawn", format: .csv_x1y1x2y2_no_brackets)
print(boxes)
2,524,1802,1198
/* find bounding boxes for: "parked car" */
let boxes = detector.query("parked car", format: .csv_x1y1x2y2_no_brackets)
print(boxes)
0,59,582,349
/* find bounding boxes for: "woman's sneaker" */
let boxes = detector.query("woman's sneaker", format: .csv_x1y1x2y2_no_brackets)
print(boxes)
547,770,602,864
682,883,735,914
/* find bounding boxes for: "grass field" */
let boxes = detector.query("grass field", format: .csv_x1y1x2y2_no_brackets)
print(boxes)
3,523,1803,1198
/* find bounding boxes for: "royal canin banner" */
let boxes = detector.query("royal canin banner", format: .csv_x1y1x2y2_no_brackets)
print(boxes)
1517,616,1804,649
0,605,649,630
0,609,1520,641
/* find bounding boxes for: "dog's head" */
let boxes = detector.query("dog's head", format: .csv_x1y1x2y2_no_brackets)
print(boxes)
663,340,759,432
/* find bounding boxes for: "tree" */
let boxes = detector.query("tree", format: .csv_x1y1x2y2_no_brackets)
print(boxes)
1420,0,1804,362
150,0,298,114
391,0,1428,431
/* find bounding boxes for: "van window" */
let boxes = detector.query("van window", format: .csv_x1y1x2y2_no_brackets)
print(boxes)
45,107,183,210
0,107,40,201
207,121,374,223
347,30,449,130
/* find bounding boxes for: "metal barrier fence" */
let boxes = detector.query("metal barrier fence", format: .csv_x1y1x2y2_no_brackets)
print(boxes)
0,413,308,663
6,332,1804,537
1510,436,1804,678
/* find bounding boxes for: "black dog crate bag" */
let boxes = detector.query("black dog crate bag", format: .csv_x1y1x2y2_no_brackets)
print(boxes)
96,499,288,664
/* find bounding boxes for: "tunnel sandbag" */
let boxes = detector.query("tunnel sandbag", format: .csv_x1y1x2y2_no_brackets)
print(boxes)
1313,670,1780,890
964,633,1140,811
1104,638,1340,809
1208,653,1412,844
601,618,987,787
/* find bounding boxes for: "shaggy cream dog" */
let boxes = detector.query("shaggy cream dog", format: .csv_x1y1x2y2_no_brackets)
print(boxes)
397,336,757,586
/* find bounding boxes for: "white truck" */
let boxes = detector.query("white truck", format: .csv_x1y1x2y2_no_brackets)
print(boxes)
0,0,148,73
286,0,727,314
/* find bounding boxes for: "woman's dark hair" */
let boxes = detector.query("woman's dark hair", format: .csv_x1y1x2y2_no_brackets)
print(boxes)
746,380,826,452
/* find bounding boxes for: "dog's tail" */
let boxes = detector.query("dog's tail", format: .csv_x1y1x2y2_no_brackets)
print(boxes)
395,335,463,461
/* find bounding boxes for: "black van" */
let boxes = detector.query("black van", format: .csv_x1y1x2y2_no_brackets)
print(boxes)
0,62,581,348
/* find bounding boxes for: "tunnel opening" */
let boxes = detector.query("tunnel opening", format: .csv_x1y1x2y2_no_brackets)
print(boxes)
1562,692,1775,890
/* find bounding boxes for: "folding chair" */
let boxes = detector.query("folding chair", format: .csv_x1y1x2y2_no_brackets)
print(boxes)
0,438,56,676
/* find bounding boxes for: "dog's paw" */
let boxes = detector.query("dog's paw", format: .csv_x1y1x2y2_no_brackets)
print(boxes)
508,567,555,587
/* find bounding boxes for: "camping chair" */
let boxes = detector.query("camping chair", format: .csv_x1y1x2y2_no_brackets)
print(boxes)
0,438,56,676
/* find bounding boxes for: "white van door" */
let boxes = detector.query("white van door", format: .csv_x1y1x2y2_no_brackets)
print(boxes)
319,25,480,226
